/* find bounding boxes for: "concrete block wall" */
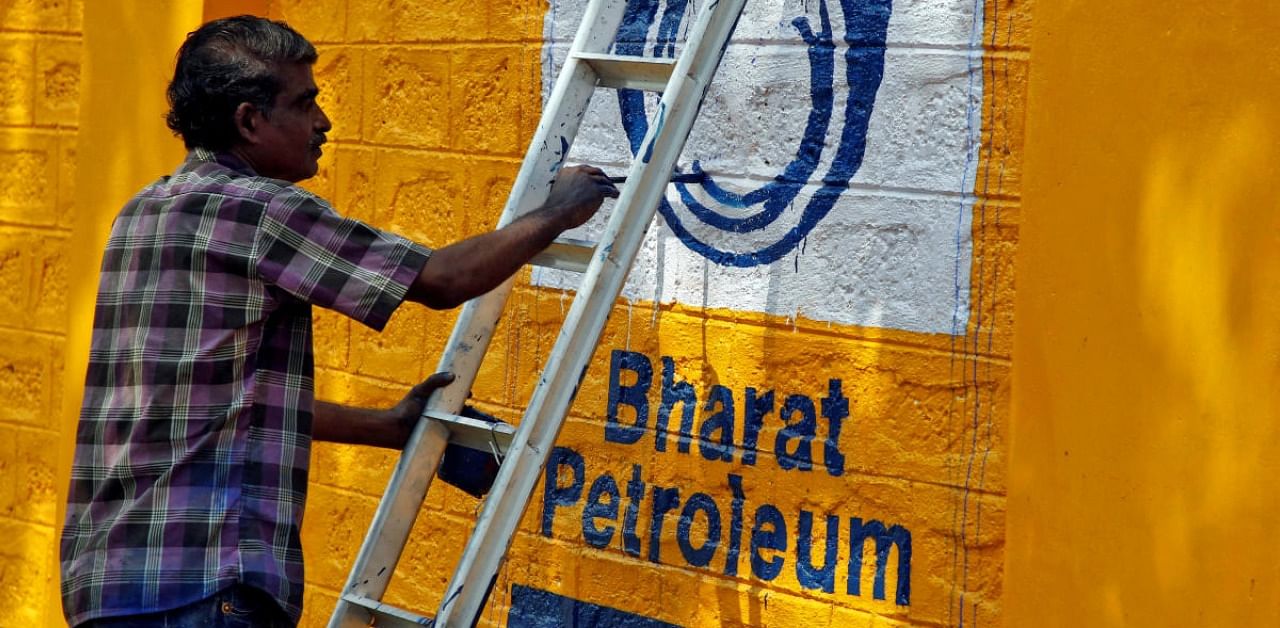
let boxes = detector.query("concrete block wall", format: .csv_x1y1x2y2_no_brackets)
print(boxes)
10,2,1279,626
0,0,81,624
272,0,1029,626
0,0,1026,624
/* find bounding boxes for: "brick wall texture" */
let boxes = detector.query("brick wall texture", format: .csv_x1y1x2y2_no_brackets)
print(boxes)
0,0,1025,626
0,0,81,625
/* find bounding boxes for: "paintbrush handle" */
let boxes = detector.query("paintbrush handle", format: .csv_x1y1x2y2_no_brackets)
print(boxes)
607,173,704,184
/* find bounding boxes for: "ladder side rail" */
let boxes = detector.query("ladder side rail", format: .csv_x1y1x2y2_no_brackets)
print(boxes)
433,0,749,624
328,419,451,628
404,0,635,422
328,2,630,625
414,0,634,419
408,0,630,419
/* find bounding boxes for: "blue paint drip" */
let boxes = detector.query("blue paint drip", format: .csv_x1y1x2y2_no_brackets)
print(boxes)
641,102,666,163
551,135,570,173
614,0,893,267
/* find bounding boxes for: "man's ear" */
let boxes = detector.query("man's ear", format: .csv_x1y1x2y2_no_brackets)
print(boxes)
233,102,260,144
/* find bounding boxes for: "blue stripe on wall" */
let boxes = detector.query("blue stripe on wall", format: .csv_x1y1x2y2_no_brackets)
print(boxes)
508,584,681,628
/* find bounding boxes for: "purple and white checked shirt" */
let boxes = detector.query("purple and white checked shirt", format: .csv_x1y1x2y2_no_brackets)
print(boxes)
61,149,431,626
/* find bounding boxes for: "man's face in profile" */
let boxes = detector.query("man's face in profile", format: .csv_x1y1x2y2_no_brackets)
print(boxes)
248,62,330,182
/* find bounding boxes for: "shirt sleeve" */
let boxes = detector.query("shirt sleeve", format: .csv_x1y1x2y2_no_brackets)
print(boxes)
253,187,432,331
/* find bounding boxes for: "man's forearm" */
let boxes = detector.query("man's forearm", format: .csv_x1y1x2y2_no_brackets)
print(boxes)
312,373,453,450
312,400,399,448
406,207,568,310
406,165,617,310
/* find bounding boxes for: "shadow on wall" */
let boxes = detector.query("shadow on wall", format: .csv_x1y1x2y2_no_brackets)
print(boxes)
1125,104,1280,621
53,1,202,624
1013,88,1280,625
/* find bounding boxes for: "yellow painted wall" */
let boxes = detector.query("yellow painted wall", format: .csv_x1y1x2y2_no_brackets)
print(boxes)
8,0,1279,626
1008,0,1280,626
0,0,1027,626
1,0,84,624
0,1,201,624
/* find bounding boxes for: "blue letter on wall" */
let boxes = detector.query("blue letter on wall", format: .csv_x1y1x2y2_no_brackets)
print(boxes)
658,356,698,453
677,493,722,567
606,350,653,444
541,447,585,538
848,518,912,605
750,504,788,581
776,394,817,471
582,474,621,548
796,511,840,594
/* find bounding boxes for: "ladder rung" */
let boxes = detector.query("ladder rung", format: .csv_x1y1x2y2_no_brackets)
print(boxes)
573,52,677,92
530,237,596,273
341,593,433,628
423,410,516,454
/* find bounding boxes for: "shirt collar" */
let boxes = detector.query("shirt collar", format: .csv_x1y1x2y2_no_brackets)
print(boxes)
184,147,258,177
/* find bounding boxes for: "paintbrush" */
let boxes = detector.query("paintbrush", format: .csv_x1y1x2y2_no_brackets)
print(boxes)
607,172,706,185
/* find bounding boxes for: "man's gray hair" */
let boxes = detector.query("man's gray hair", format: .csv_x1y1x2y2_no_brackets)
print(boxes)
165,15,317,150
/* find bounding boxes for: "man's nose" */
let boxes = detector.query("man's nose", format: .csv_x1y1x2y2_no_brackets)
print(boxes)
316,106,333,133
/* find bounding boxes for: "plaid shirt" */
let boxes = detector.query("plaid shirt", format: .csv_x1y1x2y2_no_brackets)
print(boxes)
61,149,431,626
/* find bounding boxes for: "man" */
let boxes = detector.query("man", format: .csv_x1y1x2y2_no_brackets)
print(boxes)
60,15,617,627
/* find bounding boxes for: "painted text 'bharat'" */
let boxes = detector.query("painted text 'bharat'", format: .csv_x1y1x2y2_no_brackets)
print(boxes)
605,350,849,476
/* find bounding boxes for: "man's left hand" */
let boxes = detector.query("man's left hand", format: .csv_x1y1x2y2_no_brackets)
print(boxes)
384,371,456,448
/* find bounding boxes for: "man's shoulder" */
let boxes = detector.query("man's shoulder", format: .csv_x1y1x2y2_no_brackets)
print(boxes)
135,160,327,212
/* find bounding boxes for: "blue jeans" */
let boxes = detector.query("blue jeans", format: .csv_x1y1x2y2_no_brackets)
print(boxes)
79,585,293,628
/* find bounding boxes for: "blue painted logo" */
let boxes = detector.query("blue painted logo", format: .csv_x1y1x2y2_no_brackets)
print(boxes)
614,0,893,267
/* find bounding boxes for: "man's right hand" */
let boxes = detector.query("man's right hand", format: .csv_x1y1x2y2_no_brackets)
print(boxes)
543,165,620,229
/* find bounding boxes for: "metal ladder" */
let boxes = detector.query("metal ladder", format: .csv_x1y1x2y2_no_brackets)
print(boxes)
329,0,746,625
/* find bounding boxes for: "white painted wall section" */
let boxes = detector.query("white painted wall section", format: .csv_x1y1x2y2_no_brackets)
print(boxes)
538,0,984,334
